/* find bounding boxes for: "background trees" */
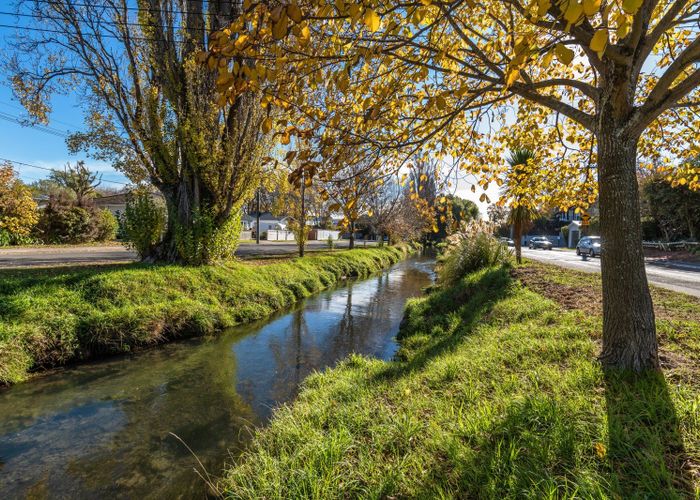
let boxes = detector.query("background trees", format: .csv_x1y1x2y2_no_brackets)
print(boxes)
487,204,511,238
321,161,378,249
35,162,117,244
641,174,700,242
50,161,100,208
10,0,267,263
502,149,539,264
0,163,38,245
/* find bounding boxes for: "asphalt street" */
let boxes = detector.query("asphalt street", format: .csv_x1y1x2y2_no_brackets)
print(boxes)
521,247,700,298
2,243,697,298
0,240,377,269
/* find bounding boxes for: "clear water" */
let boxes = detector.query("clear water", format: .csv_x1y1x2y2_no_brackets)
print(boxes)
0,257,434,499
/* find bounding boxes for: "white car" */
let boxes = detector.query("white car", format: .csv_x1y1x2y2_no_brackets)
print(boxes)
528,236,553,250
576,236,602,257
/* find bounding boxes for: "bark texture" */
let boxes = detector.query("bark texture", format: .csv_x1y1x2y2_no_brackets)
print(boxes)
597,129,658,371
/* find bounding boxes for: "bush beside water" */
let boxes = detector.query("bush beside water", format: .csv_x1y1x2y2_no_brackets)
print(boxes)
437,220,513,285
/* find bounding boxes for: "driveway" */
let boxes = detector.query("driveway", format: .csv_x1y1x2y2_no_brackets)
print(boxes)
521,248,700,298
0,240,377,269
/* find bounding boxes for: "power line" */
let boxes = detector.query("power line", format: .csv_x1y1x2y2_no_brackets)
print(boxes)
28,0,242,18
0,157,132,186
0,112,71,138
0,100,84,130
0,22,188,43
0,0,242,40
0,10,214,34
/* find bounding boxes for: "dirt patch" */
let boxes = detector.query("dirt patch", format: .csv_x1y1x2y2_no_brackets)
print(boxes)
510,266,602,316
513,263,700,386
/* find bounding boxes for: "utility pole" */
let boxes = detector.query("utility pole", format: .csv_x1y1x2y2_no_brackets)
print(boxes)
299,170,306,257
256,188,261,245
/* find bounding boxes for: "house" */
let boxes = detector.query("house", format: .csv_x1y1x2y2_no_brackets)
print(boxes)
93,191,164,220
554,207,582,223
93,192,129,218
242,212,289,235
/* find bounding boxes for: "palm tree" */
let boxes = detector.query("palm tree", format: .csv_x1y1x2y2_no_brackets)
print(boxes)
504,149,539,264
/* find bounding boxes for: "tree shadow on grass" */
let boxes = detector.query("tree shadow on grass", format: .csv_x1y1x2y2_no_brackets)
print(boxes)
604,369,696,498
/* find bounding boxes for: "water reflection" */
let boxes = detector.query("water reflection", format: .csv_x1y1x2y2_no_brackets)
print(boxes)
0,257,433,498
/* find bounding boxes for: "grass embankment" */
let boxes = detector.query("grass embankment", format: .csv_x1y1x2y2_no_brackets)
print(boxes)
222,261,700,498
0,245,412,386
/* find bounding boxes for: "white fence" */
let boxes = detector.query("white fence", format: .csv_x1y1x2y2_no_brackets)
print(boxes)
266,230,296,241
310,229,341,240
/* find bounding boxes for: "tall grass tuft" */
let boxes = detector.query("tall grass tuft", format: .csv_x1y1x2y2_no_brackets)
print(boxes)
437,220,512,285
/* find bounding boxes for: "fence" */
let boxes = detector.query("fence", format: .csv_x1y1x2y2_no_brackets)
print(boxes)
642,241,698,251
266,230,296,241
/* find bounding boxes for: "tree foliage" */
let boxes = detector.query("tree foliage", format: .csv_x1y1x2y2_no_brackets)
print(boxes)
641,170,700,241
10,0,268,263
0,163,39,244
205,0,700,370
50,161,100,207
122,189,167,260
206,0,697,193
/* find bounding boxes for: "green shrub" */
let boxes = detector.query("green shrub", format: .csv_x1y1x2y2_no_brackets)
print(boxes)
560,224,569,243
0,228,40,246
122,190,167,259
174,208,241,265
37,195,97,244
95,209,118,241
438,220,512,284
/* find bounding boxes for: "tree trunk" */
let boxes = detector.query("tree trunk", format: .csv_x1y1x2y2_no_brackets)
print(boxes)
150,197,181,263
597,132,658,371
513,220,522,264
349,221,355,249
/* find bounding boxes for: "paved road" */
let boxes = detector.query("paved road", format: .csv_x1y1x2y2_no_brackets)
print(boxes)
521,248,700,298
0,240,377,269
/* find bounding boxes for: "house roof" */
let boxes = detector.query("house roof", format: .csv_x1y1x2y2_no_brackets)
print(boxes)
243,211,284,221
94,193,129,206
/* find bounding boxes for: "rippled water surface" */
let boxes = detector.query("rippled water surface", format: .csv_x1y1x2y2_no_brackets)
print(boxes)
0,257,434,498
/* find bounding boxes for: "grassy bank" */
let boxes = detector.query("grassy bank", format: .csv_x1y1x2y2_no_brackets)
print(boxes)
222,261,700,498
0,245,412,385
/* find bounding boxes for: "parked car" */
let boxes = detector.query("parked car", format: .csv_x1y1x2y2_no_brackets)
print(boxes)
576,236,602,257
498,237,515,247
528,236,553,250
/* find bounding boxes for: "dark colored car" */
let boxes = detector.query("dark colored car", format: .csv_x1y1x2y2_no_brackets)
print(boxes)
498,237,515,247
528,236,553,250
576,236,602,257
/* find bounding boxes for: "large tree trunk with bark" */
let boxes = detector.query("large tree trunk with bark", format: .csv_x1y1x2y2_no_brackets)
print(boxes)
597,129,658,371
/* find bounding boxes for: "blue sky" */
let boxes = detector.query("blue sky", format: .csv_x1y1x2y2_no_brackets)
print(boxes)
0,24,130,189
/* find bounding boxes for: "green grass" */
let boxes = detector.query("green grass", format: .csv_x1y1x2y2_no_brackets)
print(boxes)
0,245,412,386
221,264,700,498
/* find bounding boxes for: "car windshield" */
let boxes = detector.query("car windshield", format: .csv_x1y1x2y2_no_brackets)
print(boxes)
590,237,601,243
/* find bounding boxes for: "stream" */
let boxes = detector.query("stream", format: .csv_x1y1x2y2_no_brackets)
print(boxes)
0,256,434,499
